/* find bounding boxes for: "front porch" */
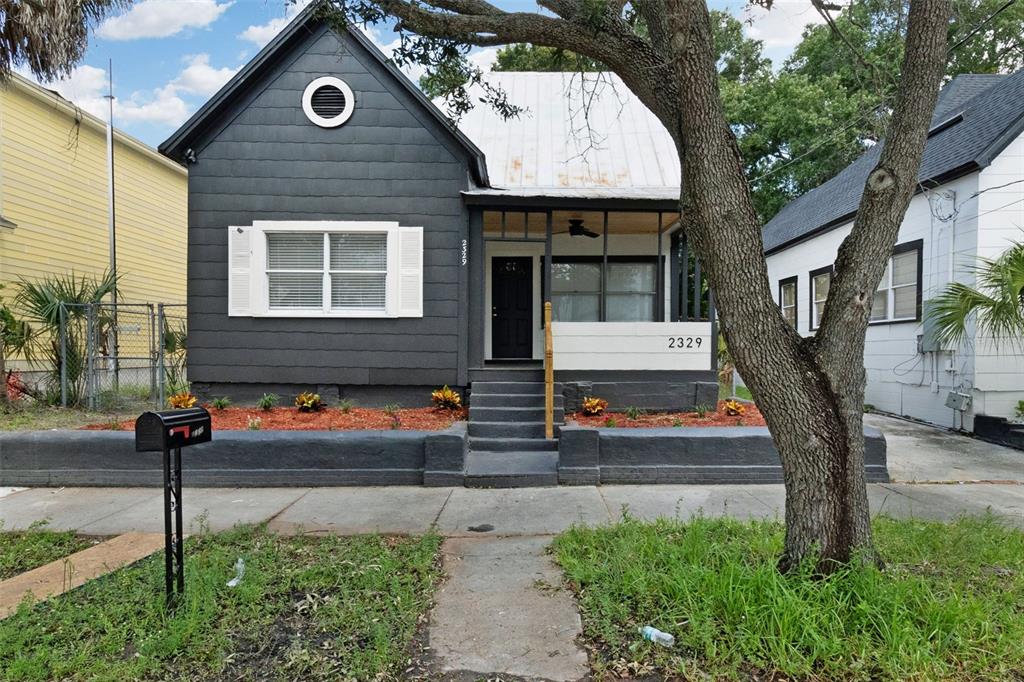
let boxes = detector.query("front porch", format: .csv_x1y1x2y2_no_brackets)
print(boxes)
467,205,718,412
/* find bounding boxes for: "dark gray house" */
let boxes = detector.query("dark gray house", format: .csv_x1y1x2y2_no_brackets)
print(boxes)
159,4,717,416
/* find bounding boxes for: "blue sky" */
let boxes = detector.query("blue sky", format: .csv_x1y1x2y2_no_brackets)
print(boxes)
27,0,825,148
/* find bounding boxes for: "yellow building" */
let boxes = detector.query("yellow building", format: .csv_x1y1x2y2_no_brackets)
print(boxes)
0,73,187,305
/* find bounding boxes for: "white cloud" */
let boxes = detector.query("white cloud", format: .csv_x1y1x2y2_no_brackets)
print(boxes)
739,0,826,61
168,53,238,97
31,54,236,129
238,0,312,47
359,25,429,83
468,47,499,72
97,0,232,41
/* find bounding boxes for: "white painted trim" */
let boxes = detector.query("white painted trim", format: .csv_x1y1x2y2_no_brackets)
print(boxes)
552,321,713,370
301,76,355,128
245,220,418,319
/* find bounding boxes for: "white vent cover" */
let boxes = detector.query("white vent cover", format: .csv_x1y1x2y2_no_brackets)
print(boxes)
302,76,355,128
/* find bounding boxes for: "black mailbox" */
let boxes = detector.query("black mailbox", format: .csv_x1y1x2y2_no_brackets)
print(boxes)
134,406,212,607
135,407,212,452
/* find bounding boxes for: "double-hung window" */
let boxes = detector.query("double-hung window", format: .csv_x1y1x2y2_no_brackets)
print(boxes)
871,240,922,323
229,221,422,318
778,276,797,328
264,232,389,313
809,266,832,330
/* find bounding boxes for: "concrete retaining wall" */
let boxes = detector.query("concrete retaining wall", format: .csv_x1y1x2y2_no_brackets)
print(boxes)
0,426,467,487
558,425,889,484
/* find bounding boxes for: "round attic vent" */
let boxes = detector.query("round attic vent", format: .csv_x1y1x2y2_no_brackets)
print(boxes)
302,76,355,128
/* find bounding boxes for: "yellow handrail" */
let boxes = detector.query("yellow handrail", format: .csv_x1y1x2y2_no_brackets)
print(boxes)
544,301,554,439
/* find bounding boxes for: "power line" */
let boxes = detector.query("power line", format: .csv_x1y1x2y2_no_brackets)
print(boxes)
948,0,1017,54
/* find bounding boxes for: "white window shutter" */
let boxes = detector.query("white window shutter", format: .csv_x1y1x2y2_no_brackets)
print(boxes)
396,226,423,317
228,226,254,316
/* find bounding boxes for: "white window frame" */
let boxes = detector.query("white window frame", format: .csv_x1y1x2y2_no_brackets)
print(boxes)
809,266,832,331
243,221,413,319
870,240,922,324
778,276,797,328
302,76,356,128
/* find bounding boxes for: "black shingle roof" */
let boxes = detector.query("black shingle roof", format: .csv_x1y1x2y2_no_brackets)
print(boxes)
763,70,1024,254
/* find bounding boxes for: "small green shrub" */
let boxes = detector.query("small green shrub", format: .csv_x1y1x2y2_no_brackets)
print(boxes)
257,393,278,411
107,419,122,431
383,402,401,416
1015,400,1024,421
671,418,683,427
864,403,876,413
211,396,231,410
624,406,643,420
603,416,617,428
338,398,354,413
246,416,262,431
294,391,324,412
694,404,709,418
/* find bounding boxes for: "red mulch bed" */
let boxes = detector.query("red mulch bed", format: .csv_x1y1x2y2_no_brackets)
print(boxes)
568,400,765,428
81,406,465,431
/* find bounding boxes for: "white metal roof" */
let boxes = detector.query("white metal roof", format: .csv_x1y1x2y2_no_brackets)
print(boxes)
453,72,680,198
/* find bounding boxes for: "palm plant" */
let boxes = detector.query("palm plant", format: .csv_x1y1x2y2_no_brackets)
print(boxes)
0,285,34,406
0,0,130,81
928,241,1024,348
15,271,118,405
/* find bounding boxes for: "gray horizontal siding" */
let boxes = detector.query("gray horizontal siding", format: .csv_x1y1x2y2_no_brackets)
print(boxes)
186,23,471,388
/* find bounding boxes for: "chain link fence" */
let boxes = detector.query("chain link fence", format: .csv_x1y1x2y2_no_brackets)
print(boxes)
49,302,187,410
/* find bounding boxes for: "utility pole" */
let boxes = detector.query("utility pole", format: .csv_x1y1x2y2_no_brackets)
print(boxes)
105,59,120,395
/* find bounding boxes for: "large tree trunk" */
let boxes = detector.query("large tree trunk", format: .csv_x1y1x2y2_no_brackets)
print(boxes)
661,0,950,569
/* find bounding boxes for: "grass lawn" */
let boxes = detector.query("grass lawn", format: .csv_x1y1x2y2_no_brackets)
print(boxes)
0,526,442,681
0,523,99,580
0,404,135,431
554,514,1024,681
718,382,753,401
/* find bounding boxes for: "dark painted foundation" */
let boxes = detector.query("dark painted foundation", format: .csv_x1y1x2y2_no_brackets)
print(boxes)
974,415,1024,451
558,425,889,484
190,383,448,408
557,371,719,413
0,427,467,487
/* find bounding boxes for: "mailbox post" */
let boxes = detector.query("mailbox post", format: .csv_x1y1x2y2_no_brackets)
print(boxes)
135,407,212,607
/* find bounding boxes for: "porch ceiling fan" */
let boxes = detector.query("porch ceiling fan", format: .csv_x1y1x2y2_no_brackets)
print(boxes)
567,218,600,239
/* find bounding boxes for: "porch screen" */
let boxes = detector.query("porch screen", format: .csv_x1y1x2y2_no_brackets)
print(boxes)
551,260,657,322
552,262,600,321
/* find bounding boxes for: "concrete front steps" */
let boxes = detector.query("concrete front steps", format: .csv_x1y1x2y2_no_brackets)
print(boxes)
466,377,563,488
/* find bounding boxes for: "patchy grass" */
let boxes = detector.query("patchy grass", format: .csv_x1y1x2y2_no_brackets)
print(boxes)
718,382,753,401
0,404,134,431
554,514,1024,681
0,522,98,580
0,526,442,681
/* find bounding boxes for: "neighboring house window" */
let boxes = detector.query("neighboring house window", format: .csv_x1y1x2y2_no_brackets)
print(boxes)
809,265,833,330
871,239,923,323
778,276,797,328
228,221,422,318
550,257,658,322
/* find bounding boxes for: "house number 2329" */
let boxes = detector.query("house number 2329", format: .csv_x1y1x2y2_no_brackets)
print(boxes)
668,337,702,349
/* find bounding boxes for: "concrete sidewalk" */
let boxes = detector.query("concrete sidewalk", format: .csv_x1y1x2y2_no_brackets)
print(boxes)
1,481,1021,535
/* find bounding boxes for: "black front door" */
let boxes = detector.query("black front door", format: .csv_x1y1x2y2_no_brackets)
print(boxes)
492,257,533,358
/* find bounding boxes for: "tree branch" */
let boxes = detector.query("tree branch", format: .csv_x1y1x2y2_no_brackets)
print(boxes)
817,0,952,360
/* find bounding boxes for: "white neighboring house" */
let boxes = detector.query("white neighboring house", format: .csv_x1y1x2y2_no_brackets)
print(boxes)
764,71,1024,432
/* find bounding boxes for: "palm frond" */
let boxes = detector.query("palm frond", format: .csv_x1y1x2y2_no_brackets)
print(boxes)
928,241,1024,349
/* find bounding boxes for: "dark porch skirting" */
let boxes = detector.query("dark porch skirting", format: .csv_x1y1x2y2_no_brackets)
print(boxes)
557,424,889,485
0,424,468,488
558,370,719,413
